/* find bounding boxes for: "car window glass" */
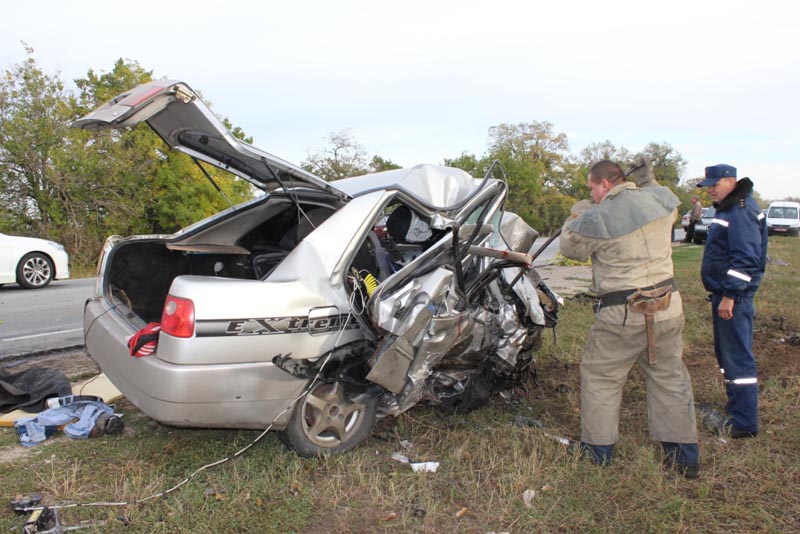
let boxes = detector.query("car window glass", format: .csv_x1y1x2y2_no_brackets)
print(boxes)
769,207,798,218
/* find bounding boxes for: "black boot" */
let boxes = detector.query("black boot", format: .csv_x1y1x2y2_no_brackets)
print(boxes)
578,442,614,466
662,442,700,479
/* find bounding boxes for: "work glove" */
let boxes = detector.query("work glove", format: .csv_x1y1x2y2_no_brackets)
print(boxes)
628,155,657,187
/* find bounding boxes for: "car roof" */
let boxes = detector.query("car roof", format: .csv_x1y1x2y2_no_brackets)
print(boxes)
332,164,486,209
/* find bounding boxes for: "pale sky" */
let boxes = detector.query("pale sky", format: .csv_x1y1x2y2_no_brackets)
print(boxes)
2,0,799,200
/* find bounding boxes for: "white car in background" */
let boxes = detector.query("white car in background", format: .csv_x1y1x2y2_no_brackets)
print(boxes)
0,233,70,289
766,201,800,236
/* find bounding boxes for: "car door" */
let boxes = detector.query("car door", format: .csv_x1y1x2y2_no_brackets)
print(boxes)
0,233,15,283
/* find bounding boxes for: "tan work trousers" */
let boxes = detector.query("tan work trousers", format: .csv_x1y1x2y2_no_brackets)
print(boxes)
580,314,698,445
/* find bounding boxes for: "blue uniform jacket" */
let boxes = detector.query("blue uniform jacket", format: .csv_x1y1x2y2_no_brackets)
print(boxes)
701,178,768,300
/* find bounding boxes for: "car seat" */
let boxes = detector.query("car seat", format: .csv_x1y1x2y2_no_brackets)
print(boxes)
253,207,333,279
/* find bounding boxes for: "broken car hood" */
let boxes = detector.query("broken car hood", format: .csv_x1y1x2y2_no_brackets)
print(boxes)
72,80,347,198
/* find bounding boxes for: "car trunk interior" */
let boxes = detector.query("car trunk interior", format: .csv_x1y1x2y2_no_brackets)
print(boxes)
104,198,338,323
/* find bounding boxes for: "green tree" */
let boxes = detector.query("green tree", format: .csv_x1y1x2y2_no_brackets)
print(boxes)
577,140,633,167
0,45,73,237
530,188,576,235
302,129,370,181
73,60,253,236
1,49,254,269
443,152,489,178
544,161,590,200
639,142,686,189
369,155,402,173
485,121,572,233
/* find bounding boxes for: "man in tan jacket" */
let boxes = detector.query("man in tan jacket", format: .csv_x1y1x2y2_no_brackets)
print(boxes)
684,196,703,243
560,159,699,478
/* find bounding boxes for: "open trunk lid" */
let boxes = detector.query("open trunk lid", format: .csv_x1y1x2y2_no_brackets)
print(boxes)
73,80,348,198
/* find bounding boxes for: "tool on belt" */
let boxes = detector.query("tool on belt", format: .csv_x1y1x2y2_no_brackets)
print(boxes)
598,278,676,365
626,286,672,365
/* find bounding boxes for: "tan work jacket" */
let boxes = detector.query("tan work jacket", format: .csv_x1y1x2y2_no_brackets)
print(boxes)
560,181,683,325
690,201,703,222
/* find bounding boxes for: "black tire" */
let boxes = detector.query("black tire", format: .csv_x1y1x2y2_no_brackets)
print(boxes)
693,235,703,245
279,381,377,457
16,252,54,289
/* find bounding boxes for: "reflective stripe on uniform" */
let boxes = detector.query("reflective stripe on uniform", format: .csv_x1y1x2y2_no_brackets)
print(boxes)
725,377,758,385
712,218,729,227
727,269,752,282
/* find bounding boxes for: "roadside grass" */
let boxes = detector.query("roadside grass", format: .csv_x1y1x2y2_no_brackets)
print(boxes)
2,239,799,532
69,259,96,280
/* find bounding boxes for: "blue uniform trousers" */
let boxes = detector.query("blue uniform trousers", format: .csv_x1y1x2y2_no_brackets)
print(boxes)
711,294,758,433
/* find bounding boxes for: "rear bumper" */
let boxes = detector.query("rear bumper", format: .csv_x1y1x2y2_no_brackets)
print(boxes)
83,298,308,429
768,225,799,235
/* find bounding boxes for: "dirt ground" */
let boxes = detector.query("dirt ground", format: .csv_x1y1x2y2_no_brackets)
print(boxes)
535,265,593,298
685,320,800,387
4,349,100,381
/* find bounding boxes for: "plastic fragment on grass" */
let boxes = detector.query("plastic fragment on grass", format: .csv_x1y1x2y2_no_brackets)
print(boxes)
411,462,439,472
390,452,439,473
523,489,536,508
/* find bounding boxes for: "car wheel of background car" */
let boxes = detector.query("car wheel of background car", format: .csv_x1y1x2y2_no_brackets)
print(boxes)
279,380,377,457
16,252,54,289
692,236,703,245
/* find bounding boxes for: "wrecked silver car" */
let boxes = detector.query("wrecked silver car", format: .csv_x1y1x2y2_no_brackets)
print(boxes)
75,80,560,456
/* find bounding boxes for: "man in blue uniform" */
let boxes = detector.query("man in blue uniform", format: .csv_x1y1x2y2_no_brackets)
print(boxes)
697,164,767,438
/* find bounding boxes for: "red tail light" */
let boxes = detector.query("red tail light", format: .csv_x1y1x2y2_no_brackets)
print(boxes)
161,295,195,338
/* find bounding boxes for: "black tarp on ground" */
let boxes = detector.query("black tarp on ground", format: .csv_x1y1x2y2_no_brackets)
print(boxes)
0,367,72,413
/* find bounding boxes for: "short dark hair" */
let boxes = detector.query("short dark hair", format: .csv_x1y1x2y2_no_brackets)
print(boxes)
589,160,625,185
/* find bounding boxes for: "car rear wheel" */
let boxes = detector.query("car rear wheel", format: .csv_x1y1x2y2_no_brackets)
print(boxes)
279,380,376,457
16,252,54,289
693,235,704,245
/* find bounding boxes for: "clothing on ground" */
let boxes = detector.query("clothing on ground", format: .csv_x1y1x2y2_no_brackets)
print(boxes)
0,367,72,413
14,397,114,447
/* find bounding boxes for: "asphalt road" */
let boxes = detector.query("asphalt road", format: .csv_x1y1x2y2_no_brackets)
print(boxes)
0,278,94,360
531,234,560,266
